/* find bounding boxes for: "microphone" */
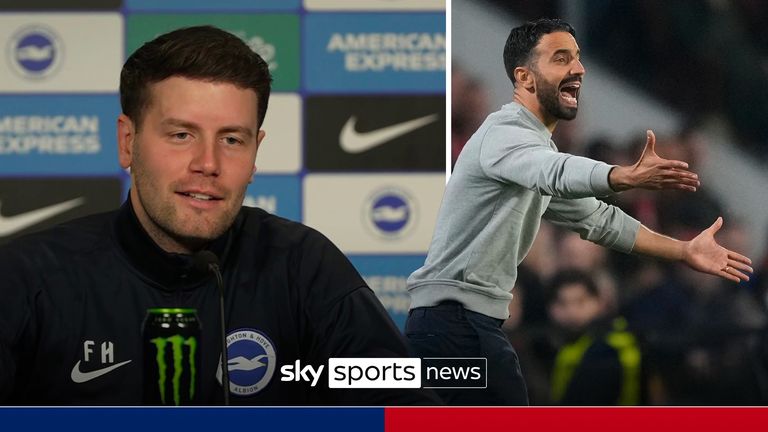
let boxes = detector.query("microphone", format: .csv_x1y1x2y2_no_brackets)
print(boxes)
193,250,230,406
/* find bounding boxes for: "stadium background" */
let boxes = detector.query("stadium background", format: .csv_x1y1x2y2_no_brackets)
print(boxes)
454,0,768,405
0,0,446,331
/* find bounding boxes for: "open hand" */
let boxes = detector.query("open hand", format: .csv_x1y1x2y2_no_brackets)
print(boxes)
610,130,701,192
683,217,753,283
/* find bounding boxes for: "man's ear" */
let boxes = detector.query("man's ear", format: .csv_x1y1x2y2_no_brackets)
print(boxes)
117,114,136,170
255,129,266,157
514,66,535,92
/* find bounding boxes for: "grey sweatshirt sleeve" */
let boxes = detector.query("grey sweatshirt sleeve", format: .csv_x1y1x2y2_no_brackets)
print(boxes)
479,124,615,198
543,196,640,253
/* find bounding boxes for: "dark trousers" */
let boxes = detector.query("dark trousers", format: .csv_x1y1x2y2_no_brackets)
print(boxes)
405,301,529,405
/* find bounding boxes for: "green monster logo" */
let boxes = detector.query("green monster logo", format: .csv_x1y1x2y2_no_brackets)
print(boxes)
150,335,197,406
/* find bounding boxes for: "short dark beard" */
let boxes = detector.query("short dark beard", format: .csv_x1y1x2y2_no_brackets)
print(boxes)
535,71,578,121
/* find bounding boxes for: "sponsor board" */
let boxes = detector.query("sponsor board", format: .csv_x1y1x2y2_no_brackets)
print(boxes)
0,177,123,244
305,95,444,171
304,0,445,11
0,14,122,92
127,14,299,91
257,94,301,174
244,175,301,222
119,171,131,200
349,255,425,330
126,0,300,10
304,13,445,92
303,174,443,253
0,95,121,175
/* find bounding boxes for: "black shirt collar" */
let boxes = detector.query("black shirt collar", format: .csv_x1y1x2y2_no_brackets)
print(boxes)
113,196,234,291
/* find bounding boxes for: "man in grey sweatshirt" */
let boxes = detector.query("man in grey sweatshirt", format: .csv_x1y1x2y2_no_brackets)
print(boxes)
406,18,753,405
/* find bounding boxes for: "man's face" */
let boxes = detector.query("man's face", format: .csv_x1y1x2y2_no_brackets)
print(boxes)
548,283,602,332
118,76,265,253
530,31,584,121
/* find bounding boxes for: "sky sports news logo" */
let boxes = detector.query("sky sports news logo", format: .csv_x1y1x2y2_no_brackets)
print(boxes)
280,357,487,389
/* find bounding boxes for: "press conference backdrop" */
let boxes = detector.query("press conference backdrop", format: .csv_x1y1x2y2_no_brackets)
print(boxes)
0,0,446,329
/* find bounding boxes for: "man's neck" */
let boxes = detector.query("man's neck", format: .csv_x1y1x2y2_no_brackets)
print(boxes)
512,89,558,132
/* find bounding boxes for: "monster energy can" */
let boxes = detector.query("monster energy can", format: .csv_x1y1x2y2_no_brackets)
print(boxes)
143,308,201,406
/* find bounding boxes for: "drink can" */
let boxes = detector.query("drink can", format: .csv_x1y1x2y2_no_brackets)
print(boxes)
142,308,201,405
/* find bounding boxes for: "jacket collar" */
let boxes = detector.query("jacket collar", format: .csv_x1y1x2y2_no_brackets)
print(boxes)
113,196,235,291
508,101,553,140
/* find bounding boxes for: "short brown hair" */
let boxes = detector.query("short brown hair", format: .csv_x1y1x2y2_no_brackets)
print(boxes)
120,25,272,129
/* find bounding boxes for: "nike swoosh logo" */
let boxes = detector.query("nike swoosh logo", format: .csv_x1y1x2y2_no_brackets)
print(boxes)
70,360,132,384
0,197,85,237
340,113,439,154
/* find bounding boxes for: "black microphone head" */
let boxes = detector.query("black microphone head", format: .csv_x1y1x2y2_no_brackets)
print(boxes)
192,250,220,274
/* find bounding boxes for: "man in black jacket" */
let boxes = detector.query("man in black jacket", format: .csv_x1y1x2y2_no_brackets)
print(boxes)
0,26,435,405
546,270,641,405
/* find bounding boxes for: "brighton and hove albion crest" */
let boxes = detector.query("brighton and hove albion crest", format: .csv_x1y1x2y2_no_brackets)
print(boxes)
7,25,63,79
363,187,417,239
216,329,276,396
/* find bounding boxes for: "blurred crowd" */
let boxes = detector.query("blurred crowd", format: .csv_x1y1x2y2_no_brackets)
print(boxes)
452,64,768,405
487,0,768,159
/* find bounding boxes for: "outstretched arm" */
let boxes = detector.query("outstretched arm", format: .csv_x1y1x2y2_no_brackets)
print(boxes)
609,130,701,192
632,217,753,283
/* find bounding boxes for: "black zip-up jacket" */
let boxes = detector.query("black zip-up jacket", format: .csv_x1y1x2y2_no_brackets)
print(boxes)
0,200,436,405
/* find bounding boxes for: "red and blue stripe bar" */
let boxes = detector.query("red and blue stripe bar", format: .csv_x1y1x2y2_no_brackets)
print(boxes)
3,407,768,431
